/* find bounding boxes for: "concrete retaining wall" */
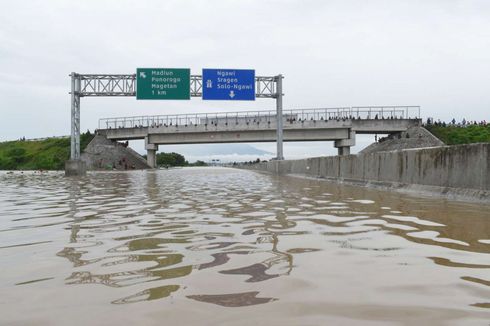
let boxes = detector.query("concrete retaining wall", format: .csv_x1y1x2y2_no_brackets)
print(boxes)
243,143,490,201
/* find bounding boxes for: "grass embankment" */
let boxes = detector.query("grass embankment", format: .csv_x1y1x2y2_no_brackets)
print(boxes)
0,132,94,170
425,124,490,145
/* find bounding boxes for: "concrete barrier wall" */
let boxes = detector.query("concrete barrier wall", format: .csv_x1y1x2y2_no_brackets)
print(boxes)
245,143,489,193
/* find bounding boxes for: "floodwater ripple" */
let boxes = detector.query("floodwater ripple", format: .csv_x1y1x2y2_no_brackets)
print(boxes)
0,168,489,325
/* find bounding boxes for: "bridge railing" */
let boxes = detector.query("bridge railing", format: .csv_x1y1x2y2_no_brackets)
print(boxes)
98,106,420,130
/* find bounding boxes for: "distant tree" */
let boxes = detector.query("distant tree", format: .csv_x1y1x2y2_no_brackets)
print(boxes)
191,160,207,166
156,152,187,166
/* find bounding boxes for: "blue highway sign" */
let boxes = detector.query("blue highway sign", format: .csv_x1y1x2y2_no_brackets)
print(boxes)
202,69,255,100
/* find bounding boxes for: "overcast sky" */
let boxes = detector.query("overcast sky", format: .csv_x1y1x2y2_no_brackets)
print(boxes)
1,0,489,159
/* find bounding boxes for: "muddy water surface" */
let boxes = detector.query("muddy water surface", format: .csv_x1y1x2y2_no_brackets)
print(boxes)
0,168,489,325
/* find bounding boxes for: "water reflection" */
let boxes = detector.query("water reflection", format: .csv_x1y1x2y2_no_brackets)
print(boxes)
50,169,298,305
0,168,489,324
113,284,180,304
187,291,277,307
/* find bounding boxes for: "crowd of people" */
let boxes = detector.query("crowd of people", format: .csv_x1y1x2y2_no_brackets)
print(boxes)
425,117,488,127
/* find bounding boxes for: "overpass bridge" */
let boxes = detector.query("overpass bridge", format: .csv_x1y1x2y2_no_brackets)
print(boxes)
97,106,421,168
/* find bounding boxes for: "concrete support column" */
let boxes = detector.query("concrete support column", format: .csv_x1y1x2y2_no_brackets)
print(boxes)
145,137,158,168
334,130,356,156
337,146,351,156
147,149,157,168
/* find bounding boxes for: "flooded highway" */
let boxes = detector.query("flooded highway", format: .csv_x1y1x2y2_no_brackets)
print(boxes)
0,167,489,325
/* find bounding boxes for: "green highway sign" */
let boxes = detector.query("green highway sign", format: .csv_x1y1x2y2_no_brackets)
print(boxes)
136,68,190,100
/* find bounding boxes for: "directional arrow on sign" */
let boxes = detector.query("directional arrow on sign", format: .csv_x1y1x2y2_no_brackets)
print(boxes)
139,72,146,78
229,90,235,98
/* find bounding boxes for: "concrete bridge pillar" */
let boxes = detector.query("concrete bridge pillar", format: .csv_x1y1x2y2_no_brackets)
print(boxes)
334,130,356,156
145,137,158,168
337,146,351,156
147,149,157,168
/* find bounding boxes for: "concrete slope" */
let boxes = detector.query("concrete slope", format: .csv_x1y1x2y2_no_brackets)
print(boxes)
81,134,150,170
360,126,444,154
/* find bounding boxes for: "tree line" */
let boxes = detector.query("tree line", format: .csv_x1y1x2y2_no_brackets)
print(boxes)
154,152,207,167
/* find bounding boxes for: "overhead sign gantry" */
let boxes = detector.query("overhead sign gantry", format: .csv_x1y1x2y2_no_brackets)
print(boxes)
67,68,284,176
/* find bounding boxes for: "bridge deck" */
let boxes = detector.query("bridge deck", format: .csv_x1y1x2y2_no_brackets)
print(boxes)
97,107,421,145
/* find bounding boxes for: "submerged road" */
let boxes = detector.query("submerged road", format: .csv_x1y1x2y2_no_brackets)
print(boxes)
1,168,489,325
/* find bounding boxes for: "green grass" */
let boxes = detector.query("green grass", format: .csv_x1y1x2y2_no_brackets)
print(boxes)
0,132,94,170
425,124,490,145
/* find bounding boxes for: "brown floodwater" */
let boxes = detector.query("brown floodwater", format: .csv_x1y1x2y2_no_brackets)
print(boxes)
0,167,489,325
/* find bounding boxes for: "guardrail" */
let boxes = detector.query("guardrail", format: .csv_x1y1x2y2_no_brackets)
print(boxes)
98,106,420,130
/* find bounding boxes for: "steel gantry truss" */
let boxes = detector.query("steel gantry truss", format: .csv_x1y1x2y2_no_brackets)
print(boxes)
77,74,136,97
69,73,284,161
73,73,279,98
